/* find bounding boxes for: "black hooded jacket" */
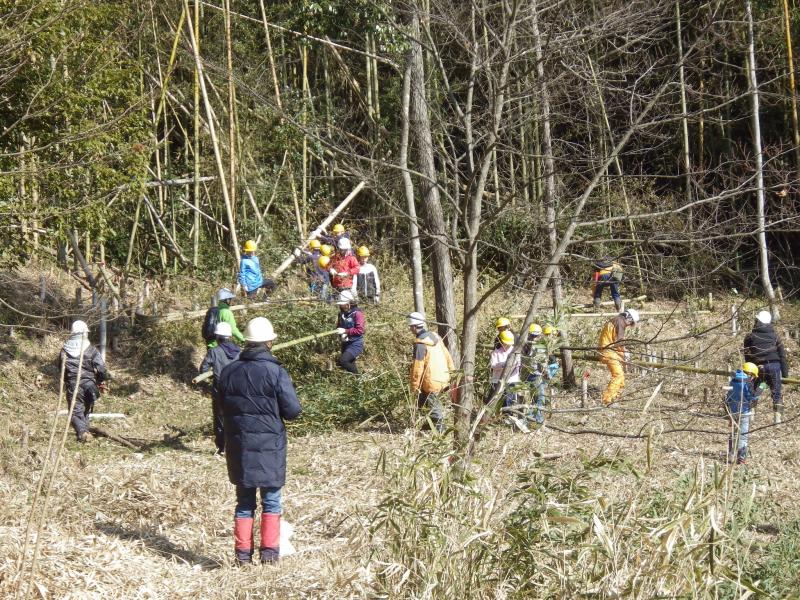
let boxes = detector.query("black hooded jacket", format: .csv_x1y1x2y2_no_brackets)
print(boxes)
743,322,788,377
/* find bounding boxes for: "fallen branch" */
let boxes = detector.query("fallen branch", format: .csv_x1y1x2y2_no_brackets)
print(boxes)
88,426,143,450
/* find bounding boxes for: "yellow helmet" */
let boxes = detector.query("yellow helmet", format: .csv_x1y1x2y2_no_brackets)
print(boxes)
495,317,511,330
320,244,333,257
318,256,331,269
357,246,370,258
499,330,515,345
332,223,345,234
742,362,759,378
243,240,257,252
309,239,321,250
542,324,556,336
528,323,542,335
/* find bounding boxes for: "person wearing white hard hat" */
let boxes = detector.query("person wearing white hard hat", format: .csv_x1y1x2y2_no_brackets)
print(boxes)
198,321,241,453
217,317,301,566
743,309,789,424
334,290,365,373
408,312,454,432
329,238,360,292
59,320,108,442
597,308,639,406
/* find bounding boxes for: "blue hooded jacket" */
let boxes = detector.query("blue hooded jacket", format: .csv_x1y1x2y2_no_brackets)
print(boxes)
238,255,264,292
726,370,760,415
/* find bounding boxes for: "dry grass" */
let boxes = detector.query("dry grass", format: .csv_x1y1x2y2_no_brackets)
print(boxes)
1,263,799,597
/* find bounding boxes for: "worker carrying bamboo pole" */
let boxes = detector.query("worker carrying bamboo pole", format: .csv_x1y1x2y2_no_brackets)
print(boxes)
217,317,301,566
59,320,109,443
592,257,624,311
334,290,365,374
743,310,790,424
239,239,276,300
198,322,240,454
597,308,639,406
319,222,351,251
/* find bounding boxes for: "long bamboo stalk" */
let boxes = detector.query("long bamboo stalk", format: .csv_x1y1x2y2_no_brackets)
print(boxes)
193,0,201,267
782,0,800,182
224,0,237,216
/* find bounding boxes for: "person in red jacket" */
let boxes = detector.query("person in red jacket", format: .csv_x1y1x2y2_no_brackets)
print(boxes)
329,238,360,292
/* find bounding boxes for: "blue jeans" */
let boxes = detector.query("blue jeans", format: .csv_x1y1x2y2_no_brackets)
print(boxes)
487,382,518,409
728,412,750,462
235,485,282,518
594,274,620,303
757,362,782,410
525,375,547,424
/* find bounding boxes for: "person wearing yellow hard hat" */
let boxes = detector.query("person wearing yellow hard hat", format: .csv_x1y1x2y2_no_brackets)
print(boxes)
487,329,522,410
320,244,333,257
295,239,331,302
352,246,381,304
238,240,276,300
320,222,351,250
725,363,765,465
521,323,558,427
493,316,515,349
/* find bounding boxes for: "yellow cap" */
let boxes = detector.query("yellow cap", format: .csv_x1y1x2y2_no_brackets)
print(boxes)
243,240,257,252
357,246,370,257
742,362,759,377
318,256,331,269
332,223,345,234
309,239,321,250
495,317,511,330
499,330,515,345
528,323,542,335
320,244,333,257
542,325,556,336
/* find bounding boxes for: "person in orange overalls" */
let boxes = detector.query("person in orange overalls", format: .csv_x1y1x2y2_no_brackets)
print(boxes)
597,308,639,405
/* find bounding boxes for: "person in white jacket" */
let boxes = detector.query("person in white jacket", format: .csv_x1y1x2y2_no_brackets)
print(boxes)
487,330,521,409
352,246,381,304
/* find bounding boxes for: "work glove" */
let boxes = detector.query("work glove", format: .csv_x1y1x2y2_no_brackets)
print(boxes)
293,248,301,257
374,296,381,305
336,328,347,335
329,268,338,276
98,382,108,394
623,351,631,363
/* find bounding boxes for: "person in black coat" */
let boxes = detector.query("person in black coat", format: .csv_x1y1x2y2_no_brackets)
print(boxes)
743,310,789,424
217,317,302,565
60,320,108,442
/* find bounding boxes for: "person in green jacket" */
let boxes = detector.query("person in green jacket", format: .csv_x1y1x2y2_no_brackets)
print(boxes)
210,288,245,347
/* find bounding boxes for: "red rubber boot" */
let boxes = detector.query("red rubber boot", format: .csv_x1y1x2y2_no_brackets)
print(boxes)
234,517,254,565
259,513,280,564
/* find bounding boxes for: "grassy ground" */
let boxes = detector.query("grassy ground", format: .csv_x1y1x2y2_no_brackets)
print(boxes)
1,264,799,598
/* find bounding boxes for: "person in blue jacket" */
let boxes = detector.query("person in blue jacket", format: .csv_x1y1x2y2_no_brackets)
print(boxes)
217,317,302,565
239,240,276,300
725,362,763,465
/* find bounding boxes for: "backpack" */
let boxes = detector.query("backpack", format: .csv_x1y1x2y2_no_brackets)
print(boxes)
202,306,220,342
611,262,624,282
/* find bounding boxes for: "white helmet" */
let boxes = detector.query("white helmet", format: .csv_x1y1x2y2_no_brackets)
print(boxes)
407,312,426,327
756,310,772,325
337,238,352,251
71,320,89,335
244,317,277,342
336,290,356,305
214,322,232,337
624,308,640,324
217,288,235,302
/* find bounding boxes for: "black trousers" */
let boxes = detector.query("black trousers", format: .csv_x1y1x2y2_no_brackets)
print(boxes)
337,350,359,374
211,391,225,452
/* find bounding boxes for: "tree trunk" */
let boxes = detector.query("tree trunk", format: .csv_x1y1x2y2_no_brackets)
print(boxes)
745,0,779,318
408,7,457,356
532,5,575,387
400,59,425,314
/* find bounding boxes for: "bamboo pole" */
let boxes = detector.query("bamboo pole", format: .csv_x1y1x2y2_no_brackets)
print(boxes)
68,230,96,288
782,0,800,181
193,0,201,267
224,0,237,216
184,0,240,263
270,180,366,278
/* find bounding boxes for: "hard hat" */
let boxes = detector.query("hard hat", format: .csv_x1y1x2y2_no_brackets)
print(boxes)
499,330,515,345
336,290,356,305
742,362,759,378
71,320,89,335
320,244,333,257
528,323,542,335
337,238,352,251
756,310,772,325
357,246,370,258
407,312,426,327
624,308,640,324
495,317,511,330
243,240,257,252
309,239,321,250
318,255,331,269
214,322,232,337
542,324,556,335
332,223,345,234
244,317,277,343
217,288,235,302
